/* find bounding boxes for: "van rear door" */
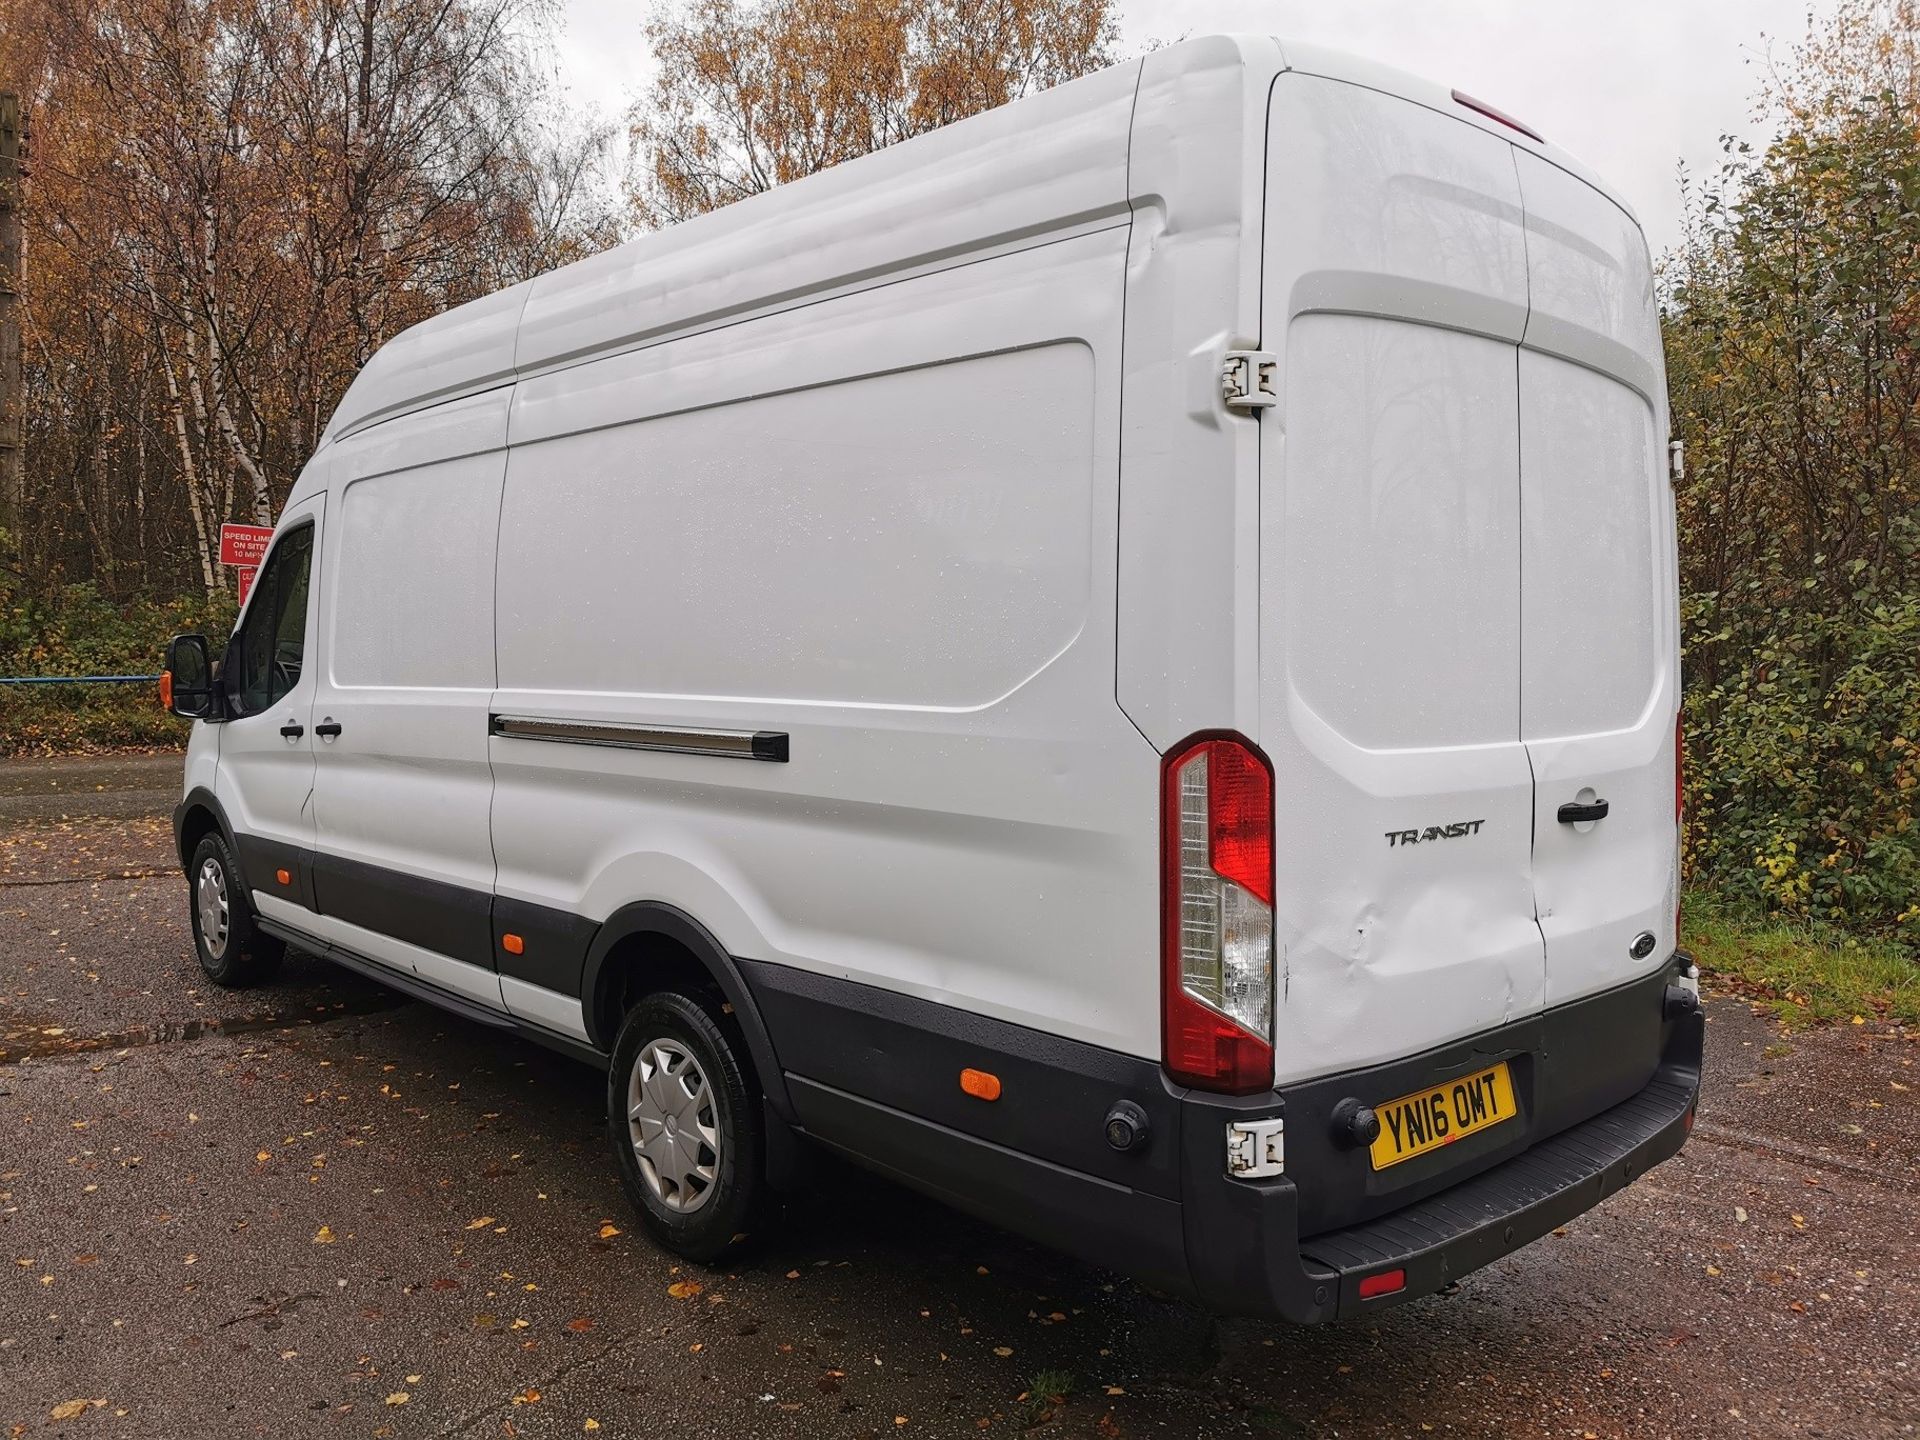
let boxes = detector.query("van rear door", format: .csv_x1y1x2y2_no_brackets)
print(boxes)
1514,154,1680,1006
1258,73,1546,1085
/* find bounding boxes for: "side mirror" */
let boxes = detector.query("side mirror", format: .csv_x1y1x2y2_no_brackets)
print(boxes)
162,633,223,720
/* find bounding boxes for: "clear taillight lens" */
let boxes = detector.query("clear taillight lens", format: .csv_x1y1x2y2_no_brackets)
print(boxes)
1162,735,1275,1094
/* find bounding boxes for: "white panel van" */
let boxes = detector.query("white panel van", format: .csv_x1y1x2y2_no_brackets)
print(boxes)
162,36,1703,1321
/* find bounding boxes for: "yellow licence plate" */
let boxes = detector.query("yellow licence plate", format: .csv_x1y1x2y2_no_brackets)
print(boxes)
1369,1061,1517,1171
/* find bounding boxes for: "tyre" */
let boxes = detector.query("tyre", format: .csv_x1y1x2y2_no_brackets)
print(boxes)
608,988,768,1261
187,832,285,987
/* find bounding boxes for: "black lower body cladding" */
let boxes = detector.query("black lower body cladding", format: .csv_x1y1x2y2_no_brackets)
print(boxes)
174,806,1703,1321
742,955,1704,1323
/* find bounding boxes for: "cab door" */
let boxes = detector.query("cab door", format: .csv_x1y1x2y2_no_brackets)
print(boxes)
214,493,323,913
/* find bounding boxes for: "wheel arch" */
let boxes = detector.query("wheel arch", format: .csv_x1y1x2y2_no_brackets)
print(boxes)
174,786,236,876
583,901,793,1120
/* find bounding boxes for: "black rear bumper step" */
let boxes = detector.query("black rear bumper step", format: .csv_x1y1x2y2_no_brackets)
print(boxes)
1300,1062,1697,1315
741,952,1702,1323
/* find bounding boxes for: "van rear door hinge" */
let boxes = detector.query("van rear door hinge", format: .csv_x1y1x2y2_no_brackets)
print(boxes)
1222,350,1278,413
1226,1115,1285,1179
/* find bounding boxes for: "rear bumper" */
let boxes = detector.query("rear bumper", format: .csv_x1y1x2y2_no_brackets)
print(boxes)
1185,1016,1700,1320
746,954,1703,1325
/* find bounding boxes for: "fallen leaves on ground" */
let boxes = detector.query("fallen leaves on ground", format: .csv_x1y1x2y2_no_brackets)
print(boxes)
312,1226,335,1245
667,1279,703,1299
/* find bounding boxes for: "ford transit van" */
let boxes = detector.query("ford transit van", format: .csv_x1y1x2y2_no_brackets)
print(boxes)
162,35,1703,1321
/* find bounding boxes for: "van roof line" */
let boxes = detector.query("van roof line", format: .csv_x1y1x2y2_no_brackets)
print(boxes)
314,34,1638,458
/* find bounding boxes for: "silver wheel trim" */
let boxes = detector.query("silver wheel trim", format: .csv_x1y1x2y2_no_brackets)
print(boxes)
196,856,230,961
627,1037,720,1213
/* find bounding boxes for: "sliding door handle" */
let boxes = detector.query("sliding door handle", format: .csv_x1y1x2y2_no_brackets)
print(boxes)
1556,798,1610,824
315,720,343,739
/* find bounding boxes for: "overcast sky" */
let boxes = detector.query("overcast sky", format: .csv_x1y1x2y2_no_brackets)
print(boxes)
553,0,1827,254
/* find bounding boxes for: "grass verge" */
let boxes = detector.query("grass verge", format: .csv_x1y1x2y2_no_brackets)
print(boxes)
1685,892,1918,1029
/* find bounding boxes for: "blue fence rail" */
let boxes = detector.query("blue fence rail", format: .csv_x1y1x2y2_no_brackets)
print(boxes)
0,675,162,686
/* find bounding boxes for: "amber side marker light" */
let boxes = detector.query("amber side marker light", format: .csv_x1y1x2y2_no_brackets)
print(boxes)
501,933,525,956
959,1068,1001,1102
1358,1269,1407,1301
275,868,291,886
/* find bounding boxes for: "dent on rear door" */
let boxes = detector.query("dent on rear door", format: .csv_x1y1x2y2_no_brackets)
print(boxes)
1258,73,1545,1086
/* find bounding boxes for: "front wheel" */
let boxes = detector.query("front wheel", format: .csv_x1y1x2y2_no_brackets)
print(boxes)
608,989,768,1261
187,832,284,987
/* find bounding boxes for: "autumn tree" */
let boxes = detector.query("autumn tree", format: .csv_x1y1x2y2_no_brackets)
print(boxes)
1664,0,1920,935
626,0,1119,226
0,0,619,599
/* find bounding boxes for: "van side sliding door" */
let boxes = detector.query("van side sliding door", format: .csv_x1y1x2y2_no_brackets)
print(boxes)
302,388,512,1012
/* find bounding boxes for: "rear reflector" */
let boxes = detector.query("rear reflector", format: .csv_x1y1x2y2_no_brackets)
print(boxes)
1451,88,1543,143
1162,734,1276,1095
1358,1269,1407,1300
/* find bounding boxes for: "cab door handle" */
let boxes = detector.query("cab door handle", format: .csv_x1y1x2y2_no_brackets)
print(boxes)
279,721,304,739
1557,799,1610,824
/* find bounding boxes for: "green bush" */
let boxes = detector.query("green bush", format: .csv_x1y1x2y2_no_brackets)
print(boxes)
0,569,235,755
1683,591,1920,936
1662,6,1920,948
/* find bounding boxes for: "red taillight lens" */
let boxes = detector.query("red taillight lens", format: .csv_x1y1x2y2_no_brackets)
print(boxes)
1358,1268,1407,1300
1162,734,1276,1095
1203,741,1274,905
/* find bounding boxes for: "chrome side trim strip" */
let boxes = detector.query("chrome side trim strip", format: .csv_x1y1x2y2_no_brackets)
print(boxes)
489,714,790,763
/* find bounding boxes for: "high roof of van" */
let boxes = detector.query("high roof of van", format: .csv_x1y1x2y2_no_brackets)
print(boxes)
314,34,1638,453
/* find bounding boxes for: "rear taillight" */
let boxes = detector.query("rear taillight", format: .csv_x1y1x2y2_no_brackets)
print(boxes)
1161,734,1275,1094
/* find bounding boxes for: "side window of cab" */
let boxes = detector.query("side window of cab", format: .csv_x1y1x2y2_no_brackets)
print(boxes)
226,524,314,719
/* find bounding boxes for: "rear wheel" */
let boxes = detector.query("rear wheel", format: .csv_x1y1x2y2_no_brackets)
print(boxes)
608,988,767,1261
187,832,284,987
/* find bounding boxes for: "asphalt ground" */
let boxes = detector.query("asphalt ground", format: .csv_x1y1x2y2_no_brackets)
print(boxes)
0,752,1914,1439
